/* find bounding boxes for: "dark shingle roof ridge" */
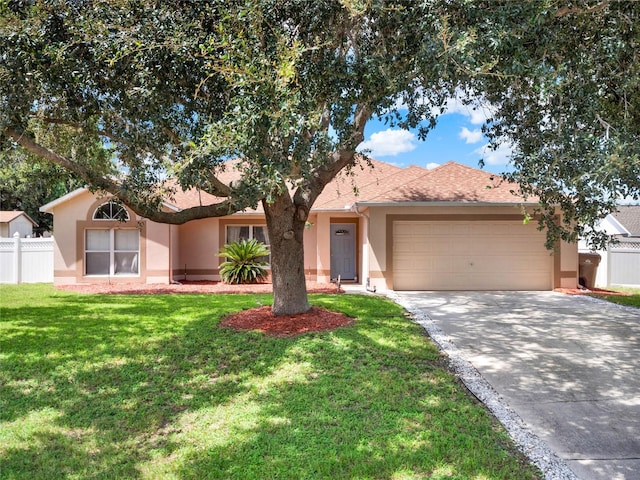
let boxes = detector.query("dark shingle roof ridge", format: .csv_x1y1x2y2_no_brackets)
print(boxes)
359,160,528,204
359,163,434,203
312,158,404,208
441,160,501,176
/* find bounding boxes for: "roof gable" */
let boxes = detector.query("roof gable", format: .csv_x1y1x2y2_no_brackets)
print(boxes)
357,161,527,204
41,160,532,216
611,205,640,236
0,211,38,226
313,159,405,209
39,188,89,213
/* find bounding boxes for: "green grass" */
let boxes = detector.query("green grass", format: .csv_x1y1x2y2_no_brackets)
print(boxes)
0,284,540,480
589,286,640,308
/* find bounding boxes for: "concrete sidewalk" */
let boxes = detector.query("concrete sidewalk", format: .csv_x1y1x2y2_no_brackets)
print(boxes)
390,291,640,480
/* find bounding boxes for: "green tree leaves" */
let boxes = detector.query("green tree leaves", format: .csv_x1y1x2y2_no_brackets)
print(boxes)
470,1,640,249
2,1,639,271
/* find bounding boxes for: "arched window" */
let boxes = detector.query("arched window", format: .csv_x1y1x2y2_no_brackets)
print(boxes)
93,200,129,221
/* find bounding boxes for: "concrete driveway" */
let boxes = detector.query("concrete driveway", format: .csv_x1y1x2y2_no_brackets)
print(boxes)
391,291,640,480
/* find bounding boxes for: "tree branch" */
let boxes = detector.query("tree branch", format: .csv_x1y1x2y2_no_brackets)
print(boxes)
38,116,135,147
36,115,173,161
5,126,120,192
201,172,233,197
294,103,372,208
4,127,245,224
555,1,610,18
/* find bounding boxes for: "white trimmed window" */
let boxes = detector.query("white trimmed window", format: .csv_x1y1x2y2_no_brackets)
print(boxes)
93,200,129,221
85,229,139,276
226,225,270,263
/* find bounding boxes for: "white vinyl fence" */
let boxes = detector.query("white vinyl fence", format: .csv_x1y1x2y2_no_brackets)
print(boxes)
0,234,54,284
608,239,640,287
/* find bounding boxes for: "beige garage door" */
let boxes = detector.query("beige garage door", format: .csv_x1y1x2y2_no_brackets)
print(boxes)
393,220,552,290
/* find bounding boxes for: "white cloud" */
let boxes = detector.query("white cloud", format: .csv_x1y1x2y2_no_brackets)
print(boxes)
473,141,514,166
391,87,497,125
617,196,640,205
458,127,483,144
438,94,497,125
426,162,440,170
358,129,417,157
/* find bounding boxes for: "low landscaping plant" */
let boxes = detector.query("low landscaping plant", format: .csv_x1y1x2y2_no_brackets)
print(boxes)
0,284,541,479
217,238,270,284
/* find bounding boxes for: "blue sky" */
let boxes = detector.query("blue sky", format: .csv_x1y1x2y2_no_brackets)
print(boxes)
357,98,639,205
358,97,513,174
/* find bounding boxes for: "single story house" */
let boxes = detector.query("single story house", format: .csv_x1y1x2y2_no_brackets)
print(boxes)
40,160,579,291
578,205,640,288
0,211,38,238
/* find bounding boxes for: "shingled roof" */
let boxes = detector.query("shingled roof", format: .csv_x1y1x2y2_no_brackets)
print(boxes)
168,160,529,212
611,205,640,236
0,211,38,226
316,160,527,208
360,161,525,204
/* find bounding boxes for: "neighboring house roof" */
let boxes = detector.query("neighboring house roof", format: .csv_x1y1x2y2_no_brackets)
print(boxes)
0,211,38,226
40,160,530,214
611,205,640,236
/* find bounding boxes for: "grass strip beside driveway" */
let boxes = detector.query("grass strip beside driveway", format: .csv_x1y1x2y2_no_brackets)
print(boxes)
589,287,640,308
0,284,541,479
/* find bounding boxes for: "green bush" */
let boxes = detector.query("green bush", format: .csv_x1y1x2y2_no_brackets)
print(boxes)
217,239,270,284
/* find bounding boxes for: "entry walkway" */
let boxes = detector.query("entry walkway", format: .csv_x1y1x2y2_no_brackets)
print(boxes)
389,291,640,480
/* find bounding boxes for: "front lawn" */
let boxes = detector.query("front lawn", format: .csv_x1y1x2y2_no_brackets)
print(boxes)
0,284,540,479
589,287,640,308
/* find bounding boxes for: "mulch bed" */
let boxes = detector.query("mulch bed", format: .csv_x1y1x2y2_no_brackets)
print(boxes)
554,287,631,296
57,280,349,336
219,306,353,337
57,280,343,295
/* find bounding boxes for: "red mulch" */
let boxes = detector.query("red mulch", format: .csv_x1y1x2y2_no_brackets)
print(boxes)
554,287,631,296
57,280,348,336
57,280,343,295
220,306,353,337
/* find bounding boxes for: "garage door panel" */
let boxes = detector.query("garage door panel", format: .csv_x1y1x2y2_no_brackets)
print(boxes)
394,271,551,291
394,255,433,271
393,220,552,291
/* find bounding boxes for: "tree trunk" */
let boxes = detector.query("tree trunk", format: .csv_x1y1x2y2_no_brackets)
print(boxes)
263,192,310,316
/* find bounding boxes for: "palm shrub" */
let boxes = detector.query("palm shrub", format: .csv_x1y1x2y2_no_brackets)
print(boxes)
217,239,270,284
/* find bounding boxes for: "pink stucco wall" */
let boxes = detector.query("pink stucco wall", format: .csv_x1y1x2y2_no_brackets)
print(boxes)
46,190,171,284
363,204,578,291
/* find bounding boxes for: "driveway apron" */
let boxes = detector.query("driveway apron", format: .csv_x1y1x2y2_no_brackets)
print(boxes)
391,291,640,480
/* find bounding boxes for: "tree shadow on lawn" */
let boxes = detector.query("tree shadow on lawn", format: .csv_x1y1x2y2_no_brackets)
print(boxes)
1,293,538,479
1,294,279,478
170,297,535,480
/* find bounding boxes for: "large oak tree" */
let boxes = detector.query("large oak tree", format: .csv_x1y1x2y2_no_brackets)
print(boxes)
2,1,639,314
463,1,640,249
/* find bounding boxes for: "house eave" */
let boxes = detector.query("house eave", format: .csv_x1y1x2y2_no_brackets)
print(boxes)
310,207,358,213
21,212,39,227
40,188,89,213
160,202,182,213
353,200,540,208
604,214,632,236
41,187,181,215
0,211,39,227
